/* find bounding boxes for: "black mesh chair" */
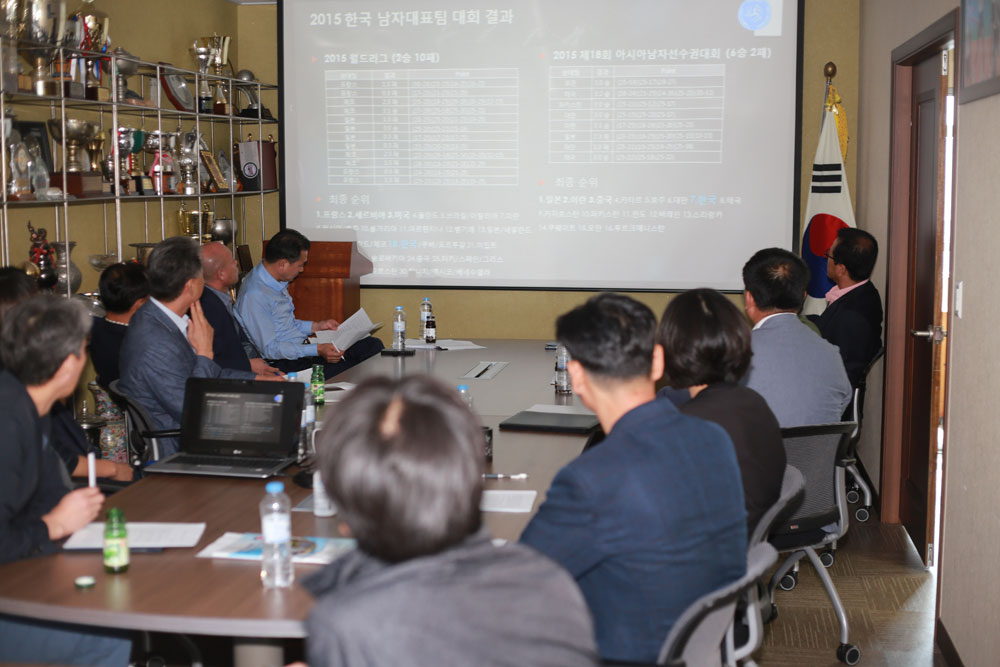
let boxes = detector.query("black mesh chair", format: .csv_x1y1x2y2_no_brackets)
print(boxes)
107,380,179,471
655,543,779,667
844,347,885,522
766,422,860,665
728,465,805,666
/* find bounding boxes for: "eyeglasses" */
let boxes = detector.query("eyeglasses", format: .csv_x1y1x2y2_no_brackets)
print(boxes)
824,253,835,261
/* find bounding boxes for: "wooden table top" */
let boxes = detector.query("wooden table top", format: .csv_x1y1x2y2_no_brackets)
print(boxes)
0,339,587,637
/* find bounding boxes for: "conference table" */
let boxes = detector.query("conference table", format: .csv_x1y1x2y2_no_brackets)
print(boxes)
0,340,591,666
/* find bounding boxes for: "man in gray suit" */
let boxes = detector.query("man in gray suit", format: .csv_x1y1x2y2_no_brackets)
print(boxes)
740,248,851,426
118,237,267,457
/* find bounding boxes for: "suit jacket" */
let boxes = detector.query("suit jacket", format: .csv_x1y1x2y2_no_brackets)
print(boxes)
118,300,254,457
199,288,252,373
520,399,747,663
678,383,786,534
815,281,883,386
742,313,852,427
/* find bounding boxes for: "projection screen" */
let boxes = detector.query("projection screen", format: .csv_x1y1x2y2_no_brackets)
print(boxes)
280,0,801,290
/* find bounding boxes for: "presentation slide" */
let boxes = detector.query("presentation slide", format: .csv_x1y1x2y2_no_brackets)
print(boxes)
281,0,800,290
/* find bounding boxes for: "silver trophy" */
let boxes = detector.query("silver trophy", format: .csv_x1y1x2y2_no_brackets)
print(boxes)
177,130,201,195
18,0,69,96
47,117,92,172
102,46,139,102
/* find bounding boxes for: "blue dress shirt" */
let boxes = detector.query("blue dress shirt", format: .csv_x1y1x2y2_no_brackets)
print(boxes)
235,264,316,360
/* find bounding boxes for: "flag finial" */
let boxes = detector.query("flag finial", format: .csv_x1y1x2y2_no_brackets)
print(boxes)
824,61,837,81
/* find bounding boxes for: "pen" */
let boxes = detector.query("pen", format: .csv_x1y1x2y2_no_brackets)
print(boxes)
482,473,528,480
87,452,96,488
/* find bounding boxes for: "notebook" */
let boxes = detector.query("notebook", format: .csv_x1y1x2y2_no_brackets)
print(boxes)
498,404,600,435
145,377,304,478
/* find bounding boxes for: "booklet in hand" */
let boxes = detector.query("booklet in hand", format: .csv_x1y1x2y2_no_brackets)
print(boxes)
310,308,381,351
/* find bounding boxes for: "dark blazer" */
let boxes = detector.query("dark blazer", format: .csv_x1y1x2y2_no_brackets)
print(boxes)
88,316,128,387
815,281,883,386
521,399,747,663
678,383,786,534
118,300,255,457
199,288,253,373
0,370,68,564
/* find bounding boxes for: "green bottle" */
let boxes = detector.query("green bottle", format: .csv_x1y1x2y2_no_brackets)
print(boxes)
311,363,325,405
103,507,129,574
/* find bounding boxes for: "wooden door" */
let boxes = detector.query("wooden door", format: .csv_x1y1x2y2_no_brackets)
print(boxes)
898,52,948,564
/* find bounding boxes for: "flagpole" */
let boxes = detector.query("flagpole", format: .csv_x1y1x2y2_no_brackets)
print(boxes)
823,61,837,122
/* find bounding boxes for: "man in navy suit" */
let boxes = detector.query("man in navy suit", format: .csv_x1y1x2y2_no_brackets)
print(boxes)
520,293,747,664
815,228,883,386
199,242,280,376
118,237,268,457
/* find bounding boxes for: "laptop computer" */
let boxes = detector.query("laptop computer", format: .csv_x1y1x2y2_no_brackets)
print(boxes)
145,377,304,479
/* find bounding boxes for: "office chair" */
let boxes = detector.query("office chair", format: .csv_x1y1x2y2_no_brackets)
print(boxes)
844,347,885,522
727,465,805,666
654,543,778,667
107,380,180,470
765,422,860,665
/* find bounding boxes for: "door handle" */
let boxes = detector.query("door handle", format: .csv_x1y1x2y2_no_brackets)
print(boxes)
910,326,947,343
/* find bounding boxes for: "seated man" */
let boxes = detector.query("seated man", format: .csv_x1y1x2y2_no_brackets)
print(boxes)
740,248,851,426
658,288,785,534
119,237,262,457
90,262,149,388
815,227,884,386
0,296,131,665
304,375,598,666
200,242,280,376
0,268,132,483
236,229,382,377
520,293,747,664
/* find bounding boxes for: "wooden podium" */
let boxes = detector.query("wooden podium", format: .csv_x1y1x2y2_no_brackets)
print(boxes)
284,241,372,322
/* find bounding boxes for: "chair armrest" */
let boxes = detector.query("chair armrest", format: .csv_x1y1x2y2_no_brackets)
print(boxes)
139,429,181,439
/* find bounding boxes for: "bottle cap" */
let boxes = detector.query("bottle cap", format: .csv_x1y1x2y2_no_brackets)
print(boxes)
266,481,284,494
423,297,430,301
74,575,96,589
457,384,469,391
395,305,403,310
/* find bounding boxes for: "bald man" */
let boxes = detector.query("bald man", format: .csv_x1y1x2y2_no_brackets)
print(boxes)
199,243,280,376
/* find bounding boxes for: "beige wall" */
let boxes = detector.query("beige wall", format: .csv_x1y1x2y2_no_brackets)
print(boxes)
940,57,1000,667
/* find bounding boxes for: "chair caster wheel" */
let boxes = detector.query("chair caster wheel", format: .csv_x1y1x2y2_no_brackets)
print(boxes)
820,550,835,568
778,571,797,591
837,642,861,665
846,488,860,504
855,506,871,522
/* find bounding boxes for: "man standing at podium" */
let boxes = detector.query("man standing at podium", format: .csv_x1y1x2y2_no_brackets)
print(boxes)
236,229,383,377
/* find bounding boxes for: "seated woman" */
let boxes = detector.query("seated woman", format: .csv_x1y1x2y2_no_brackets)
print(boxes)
658,288,786,534
303,375,598,667
90,262,149,388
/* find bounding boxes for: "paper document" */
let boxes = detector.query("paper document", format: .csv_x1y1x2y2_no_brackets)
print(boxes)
196,532,356,564
311,309,379,351
64,522,206,549
403,339,486,351
526,403,595,416
480,490,538,513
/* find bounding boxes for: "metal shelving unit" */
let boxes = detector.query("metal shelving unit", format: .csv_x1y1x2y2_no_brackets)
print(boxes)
0,42,279,285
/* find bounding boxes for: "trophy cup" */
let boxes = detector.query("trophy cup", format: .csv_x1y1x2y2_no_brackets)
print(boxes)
211,35,231,115
102,46,139,103
143,129,177,195
18,0,69,96
70,0,110,100
47,117,91,172
190,40,216,114
177,130,200,195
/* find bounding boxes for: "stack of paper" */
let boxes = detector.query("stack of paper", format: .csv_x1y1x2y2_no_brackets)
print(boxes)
64,522,206,549
196,532,356,564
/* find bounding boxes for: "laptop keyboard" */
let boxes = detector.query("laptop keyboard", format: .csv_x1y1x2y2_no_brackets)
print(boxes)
168,454,284,468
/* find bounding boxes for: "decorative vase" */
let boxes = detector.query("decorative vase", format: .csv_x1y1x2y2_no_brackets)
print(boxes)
88,381,128,464
50,240,82,294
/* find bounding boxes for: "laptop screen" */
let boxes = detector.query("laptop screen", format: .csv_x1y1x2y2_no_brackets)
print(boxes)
180,378,305,457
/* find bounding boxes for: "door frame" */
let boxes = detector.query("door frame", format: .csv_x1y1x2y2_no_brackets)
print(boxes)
881,10,956,531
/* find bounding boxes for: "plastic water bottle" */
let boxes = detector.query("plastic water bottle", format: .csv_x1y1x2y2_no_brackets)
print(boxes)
260,481,293,588
457,384,474,410
392,305,406,350
419,297,433,337
298,390,315,462
555,344,572,394
312,468,336,518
